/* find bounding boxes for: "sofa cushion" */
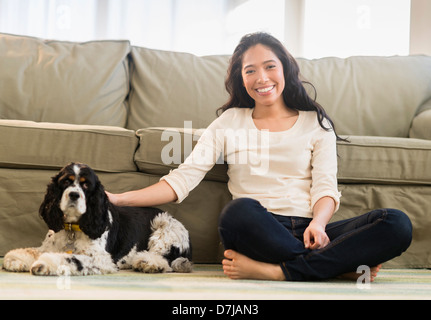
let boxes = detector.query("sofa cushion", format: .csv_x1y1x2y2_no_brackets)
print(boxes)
410,98,431,140
0,33,130,127
337,136,431,185
127,47,230,130
135,127,228,182
128,48,431,137
0,120,138,172
297,56,431,137
136,128,431,186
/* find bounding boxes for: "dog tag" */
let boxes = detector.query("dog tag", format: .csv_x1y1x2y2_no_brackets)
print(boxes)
64,243,74,254
63,231,76,254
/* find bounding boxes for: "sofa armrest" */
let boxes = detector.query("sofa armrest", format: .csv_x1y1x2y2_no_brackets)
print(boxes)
410,109,431,140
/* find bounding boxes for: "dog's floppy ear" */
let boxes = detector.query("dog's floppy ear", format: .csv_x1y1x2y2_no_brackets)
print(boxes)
78,175,110,240
39,172,65,233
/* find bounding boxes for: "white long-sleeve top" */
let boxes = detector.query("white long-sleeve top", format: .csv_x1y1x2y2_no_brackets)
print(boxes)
161,107,341,218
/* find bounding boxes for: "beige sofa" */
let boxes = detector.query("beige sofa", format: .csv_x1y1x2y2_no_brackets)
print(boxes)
1,33,430,268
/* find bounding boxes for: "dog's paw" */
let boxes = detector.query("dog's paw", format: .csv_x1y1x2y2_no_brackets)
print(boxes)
30,253,62,276
3,256,30,272
133,260,164,273
31,261,54,276
3,249,39,272
132,252,172,273
171,257,193,273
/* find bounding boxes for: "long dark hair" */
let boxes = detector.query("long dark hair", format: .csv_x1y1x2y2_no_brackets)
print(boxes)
217,32,346,141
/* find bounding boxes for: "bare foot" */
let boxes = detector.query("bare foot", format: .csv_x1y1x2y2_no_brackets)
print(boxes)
222,250,286,281
337,264,382,282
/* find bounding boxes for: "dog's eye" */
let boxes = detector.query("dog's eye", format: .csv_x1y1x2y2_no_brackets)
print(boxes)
62,175,75,185
79,177,89,189
81,181,90,189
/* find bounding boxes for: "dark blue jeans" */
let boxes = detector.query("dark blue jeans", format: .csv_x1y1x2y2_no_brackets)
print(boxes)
218,198,412,281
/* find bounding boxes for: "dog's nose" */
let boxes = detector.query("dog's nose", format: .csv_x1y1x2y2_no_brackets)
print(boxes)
69,192,80,201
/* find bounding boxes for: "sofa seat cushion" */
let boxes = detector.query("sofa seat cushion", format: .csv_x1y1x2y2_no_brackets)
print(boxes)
337,136,431,185
0,120,138,172
0,33,130,127
135,127,228,182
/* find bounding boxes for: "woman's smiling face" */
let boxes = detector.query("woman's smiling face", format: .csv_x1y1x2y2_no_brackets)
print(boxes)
241,44,285,109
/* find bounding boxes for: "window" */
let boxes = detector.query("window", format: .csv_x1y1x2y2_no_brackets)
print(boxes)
0,0,285,56
302,0,411,58
0,0,413,57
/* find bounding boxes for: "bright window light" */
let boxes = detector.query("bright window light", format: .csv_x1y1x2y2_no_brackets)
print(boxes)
0,0,411,57
303,0,411,58
0,0,286,56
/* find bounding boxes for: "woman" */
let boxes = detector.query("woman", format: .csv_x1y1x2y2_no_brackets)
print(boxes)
107,32,412,282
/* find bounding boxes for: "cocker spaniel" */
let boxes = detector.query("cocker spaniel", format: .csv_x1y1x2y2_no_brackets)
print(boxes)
3,162,192,276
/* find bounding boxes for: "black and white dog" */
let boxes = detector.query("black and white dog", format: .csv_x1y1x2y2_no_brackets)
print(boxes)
3,163,192,276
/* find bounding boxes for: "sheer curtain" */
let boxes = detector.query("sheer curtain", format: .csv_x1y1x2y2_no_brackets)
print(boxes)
0,0,413,57
0,0,286,56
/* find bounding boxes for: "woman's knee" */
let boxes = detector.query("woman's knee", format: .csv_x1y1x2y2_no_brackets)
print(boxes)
385,209,413,251
219,198,263,230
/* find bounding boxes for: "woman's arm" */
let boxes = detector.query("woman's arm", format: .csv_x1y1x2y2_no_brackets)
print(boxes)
106,180,178,207
303,196,336,250
107,112,230,208
310,124,341,214
305,119,340,250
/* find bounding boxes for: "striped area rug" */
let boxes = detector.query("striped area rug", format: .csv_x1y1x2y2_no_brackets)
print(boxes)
1,260,431,300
